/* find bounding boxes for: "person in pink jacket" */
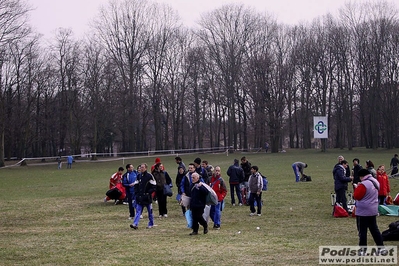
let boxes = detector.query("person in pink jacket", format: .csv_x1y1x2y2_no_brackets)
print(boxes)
376,165,390,205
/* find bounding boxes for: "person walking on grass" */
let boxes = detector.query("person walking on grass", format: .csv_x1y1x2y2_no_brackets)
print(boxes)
130,163,156,230
248,166,263,217
122,164,138,219
152,163,172,218
209,166,227,229
189,172,209,235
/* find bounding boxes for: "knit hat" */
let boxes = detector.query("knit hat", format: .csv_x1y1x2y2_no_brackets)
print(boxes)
155,158,161,164
194,157,201,165
358,169,370,177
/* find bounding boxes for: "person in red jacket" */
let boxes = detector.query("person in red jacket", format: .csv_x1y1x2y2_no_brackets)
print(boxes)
104,167,126,204
376,165,390,205
151,157,165,172
209,166,227,229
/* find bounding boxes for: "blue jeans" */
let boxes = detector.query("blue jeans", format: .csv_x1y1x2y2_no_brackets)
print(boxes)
230,183,242,205
210,201,222,226
249,192,262,214
133,204,154,227
292,164,300,182
127,193,136,218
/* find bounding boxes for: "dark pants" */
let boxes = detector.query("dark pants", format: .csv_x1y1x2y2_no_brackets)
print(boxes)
335,188,348,212
378,195,386,205
191,206,208,233
391,167,398,176
249,192,262,214
356,215,384,247
230,183,242,205
127,193,135,218
156,189,167,216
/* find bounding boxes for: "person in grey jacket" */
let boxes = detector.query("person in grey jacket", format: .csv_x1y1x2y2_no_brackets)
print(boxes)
292,162,307,182
248,166,263,216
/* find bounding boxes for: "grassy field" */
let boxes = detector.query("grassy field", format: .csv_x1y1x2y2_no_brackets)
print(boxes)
0,148,398,265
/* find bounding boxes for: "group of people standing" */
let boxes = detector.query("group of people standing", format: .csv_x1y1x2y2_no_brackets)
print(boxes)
333,154,394,251
333,155,392,213
103,155,266,235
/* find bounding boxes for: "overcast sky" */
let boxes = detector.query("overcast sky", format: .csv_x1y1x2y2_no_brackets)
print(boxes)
28,0,398,40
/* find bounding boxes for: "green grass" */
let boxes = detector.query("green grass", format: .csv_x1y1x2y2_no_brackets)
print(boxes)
1,148,398,265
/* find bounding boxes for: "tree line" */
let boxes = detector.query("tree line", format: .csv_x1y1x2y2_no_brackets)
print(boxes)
1,0,399,166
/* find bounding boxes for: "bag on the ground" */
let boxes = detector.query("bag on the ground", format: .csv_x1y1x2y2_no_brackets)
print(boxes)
163,184,173,197
201,182,218,205
185,209,193,228
240,185,248,205
333,203,349,217
382,220,399,241
386,195,393,205
106,187,122,200
136,193,152,205
393,193,399,205
300,174,312,182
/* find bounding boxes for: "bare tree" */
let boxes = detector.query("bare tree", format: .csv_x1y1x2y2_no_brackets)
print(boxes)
0,0,31,166
197,4,258,150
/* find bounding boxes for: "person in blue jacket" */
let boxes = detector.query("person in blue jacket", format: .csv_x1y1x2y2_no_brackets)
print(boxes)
333,160,353,213
122,164,138,219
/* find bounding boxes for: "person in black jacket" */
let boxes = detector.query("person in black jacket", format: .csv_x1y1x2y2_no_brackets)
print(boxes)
227,159,245,206
176,166,187,215
130,163,156,230
352,158,363,185
189,172,209,235
333,160,353,213
240,156,252,183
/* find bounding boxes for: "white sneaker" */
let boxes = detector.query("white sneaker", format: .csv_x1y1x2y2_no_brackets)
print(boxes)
239,203,243,206
128,217,134,220
103,197,107,202
140,215,143,219
250,212,256,216
158,215,163,218
232,203,236,206
257,214,261,216
163,214,168,218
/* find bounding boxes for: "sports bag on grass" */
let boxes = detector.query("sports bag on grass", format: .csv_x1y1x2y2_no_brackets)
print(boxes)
333,203,348,217
382,220,399,241
106,187,122,200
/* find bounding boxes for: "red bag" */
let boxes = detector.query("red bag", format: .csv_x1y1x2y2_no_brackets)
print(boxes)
393,193,399,205
333,203,349,218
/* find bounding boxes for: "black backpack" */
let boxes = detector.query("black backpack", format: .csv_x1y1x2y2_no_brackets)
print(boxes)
382,220,399,241
106,187,122,200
